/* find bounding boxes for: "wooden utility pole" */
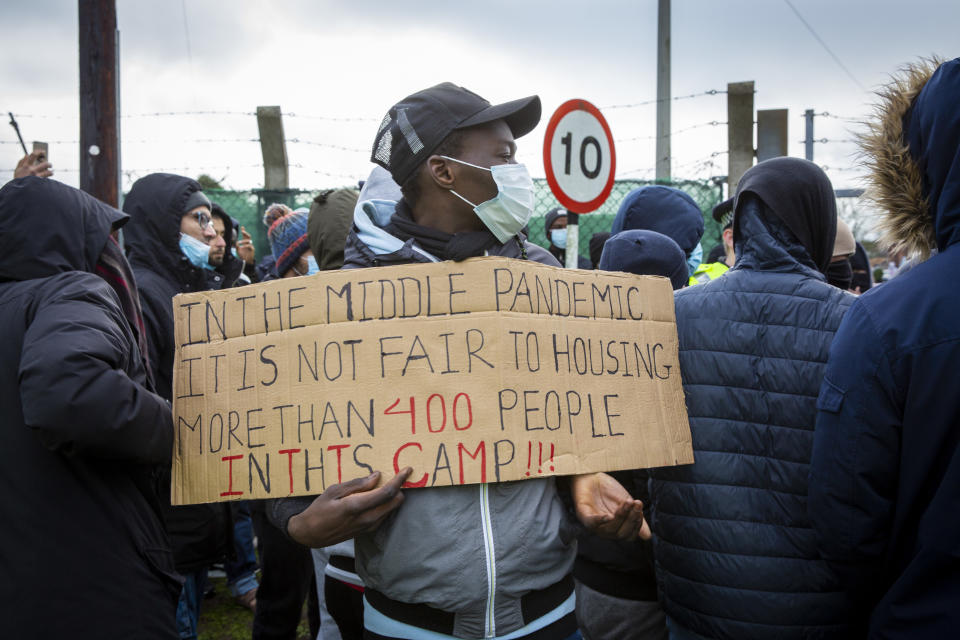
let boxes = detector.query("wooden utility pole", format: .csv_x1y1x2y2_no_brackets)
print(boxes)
655,0,671,181
78,0,120,207
726,81,754,193
256,106,289,190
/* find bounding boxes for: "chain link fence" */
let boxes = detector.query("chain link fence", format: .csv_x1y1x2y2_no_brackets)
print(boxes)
204,178,724,268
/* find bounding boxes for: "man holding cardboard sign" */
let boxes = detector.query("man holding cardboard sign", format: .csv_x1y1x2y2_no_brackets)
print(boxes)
172,84,692,640
299,83,646,640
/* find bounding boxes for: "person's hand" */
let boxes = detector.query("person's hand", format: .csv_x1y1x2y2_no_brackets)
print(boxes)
14,152,53,179
237,226,255,265
287,468,412,547
571,472,651,541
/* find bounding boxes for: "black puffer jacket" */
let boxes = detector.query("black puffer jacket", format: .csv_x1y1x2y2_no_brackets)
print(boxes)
123,173,231,573
649,198,854,639
0,177,180,638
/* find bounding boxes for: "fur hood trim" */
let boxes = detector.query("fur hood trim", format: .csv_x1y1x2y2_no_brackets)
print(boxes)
859,57,942,259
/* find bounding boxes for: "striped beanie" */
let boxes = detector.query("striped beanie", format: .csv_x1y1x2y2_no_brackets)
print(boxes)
264,203,309,276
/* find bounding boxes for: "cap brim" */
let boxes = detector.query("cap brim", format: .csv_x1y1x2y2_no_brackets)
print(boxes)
456,95,542,139
712,197,734,222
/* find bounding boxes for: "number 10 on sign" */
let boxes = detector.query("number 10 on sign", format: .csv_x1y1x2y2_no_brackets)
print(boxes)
543,99,616,214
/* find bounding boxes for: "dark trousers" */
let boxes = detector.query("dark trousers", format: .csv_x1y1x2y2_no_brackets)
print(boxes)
325,576,364,640
251,502,315,640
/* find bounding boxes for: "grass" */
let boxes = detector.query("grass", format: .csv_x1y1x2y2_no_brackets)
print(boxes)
198,576,312,640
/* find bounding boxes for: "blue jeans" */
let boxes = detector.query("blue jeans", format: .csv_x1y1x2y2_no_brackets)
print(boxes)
175,570,207,640
225,501,259,597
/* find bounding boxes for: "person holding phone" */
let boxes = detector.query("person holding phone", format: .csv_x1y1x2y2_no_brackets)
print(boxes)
13,150,52,179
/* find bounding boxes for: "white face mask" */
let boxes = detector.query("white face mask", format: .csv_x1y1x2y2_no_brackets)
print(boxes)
441,156,535,243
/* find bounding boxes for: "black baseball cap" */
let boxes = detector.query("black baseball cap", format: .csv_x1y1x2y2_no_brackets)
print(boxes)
371,82,541,186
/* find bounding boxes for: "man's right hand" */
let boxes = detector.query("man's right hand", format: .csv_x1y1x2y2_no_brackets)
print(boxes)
287,468,412,547
14,152,53,179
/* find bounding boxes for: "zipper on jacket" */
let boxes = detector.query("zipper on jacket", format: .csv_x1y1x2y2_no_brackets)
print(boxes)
479,483,497,638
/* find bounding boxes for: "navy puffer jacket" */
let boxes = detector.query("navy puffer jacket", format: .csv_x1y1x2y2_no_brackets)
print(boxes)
810,57,960,638
649,199,854,639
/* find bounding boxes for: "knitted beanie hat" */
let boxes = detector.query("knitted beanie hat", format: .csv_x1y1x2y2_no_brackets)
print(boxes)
183,189,212,214
265,203,309,276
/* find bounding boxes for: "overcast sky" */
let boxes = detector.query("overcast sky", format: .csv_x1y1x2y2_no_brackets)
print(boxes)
2,0,957,193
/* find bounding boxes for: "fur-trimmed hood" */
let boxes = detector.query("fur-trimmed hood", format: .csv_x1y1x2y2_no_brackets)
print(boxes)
860,57,960,258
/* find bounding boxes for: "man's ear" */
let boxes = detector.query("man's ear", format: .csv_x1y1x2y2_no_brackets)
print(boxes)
425,155,456,190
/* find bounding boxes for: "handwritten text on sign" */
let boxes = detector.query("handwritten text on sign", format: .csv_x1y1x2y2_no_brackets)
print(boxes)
171,258,693,504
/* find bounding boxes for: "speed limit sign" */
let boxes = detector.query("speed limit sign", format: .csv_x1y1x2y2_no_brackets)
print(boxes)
543,99,616,213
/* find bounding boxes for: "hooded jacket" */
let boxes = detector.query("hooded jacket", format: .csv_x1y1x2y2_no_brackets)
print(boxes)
649,160,855,639
598,229,689,290
810,57,960,638
124,173,210,400
123,173,231,574
337,167,578,639
308,187,360,271
207,203,244,290
610,185,704,258
0,177,180,638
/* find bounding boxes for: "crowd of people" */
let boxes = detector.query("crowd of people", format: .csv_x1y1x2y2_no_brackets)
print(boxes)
1,56,957,640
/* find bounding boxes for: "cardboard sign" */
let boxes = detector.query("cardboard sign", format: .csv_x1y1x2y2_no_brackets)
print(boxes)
171,257,693,505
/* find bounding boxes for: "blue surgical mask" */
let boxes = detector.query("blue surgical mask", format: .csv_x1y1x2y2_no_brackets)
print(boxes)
442,156,535,243
180,233,215,271
293,255,320,276
550,228,568,250
687,242,703,276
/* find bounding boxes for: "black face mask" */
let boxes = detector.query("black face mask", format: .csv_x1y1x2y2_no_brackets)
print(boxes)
827,258,853,290
851,269,872,293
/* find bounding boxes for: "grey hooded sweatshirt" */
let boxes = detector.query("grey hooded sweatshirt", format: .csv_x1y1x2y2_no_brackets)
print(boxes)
273,167,578,639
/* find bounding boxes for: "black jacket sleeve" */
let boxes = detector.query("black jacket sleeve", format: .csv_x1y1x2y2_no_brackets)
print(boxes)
267,495,316,539
18,274,173,464
136,272,176,402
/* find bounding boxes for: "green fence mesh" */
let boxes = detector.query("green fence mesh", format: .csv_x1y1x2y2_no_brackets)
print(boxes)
203,178,724,267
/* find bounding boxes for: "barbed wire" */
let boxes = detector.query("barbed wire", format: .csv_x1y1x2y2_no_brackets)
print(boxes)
283,112,379,123
619,150,728,178
3,136,372,151
6,109,379,122
600,89,726,110
2,137,260,145
286,138,368,153
819,165,862,172
129,137,259,144
117,163,263,176
797,137,858,145
800,111,862,122
615,120,726,143
1,139,78,145
289,162,366,181
124,110,257,118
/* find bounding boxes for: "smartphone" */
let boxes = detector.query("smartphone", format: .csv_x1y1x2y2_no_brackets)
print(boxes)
32,141,48,164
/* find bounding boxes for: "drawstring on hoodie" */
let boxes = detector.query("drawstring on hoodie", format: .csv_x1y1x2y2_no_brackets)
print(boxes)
515,235,527,260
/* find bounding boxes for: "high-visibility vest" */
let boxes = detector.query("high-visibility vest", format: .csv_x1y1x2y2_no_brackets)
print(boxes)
689,261,729,286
